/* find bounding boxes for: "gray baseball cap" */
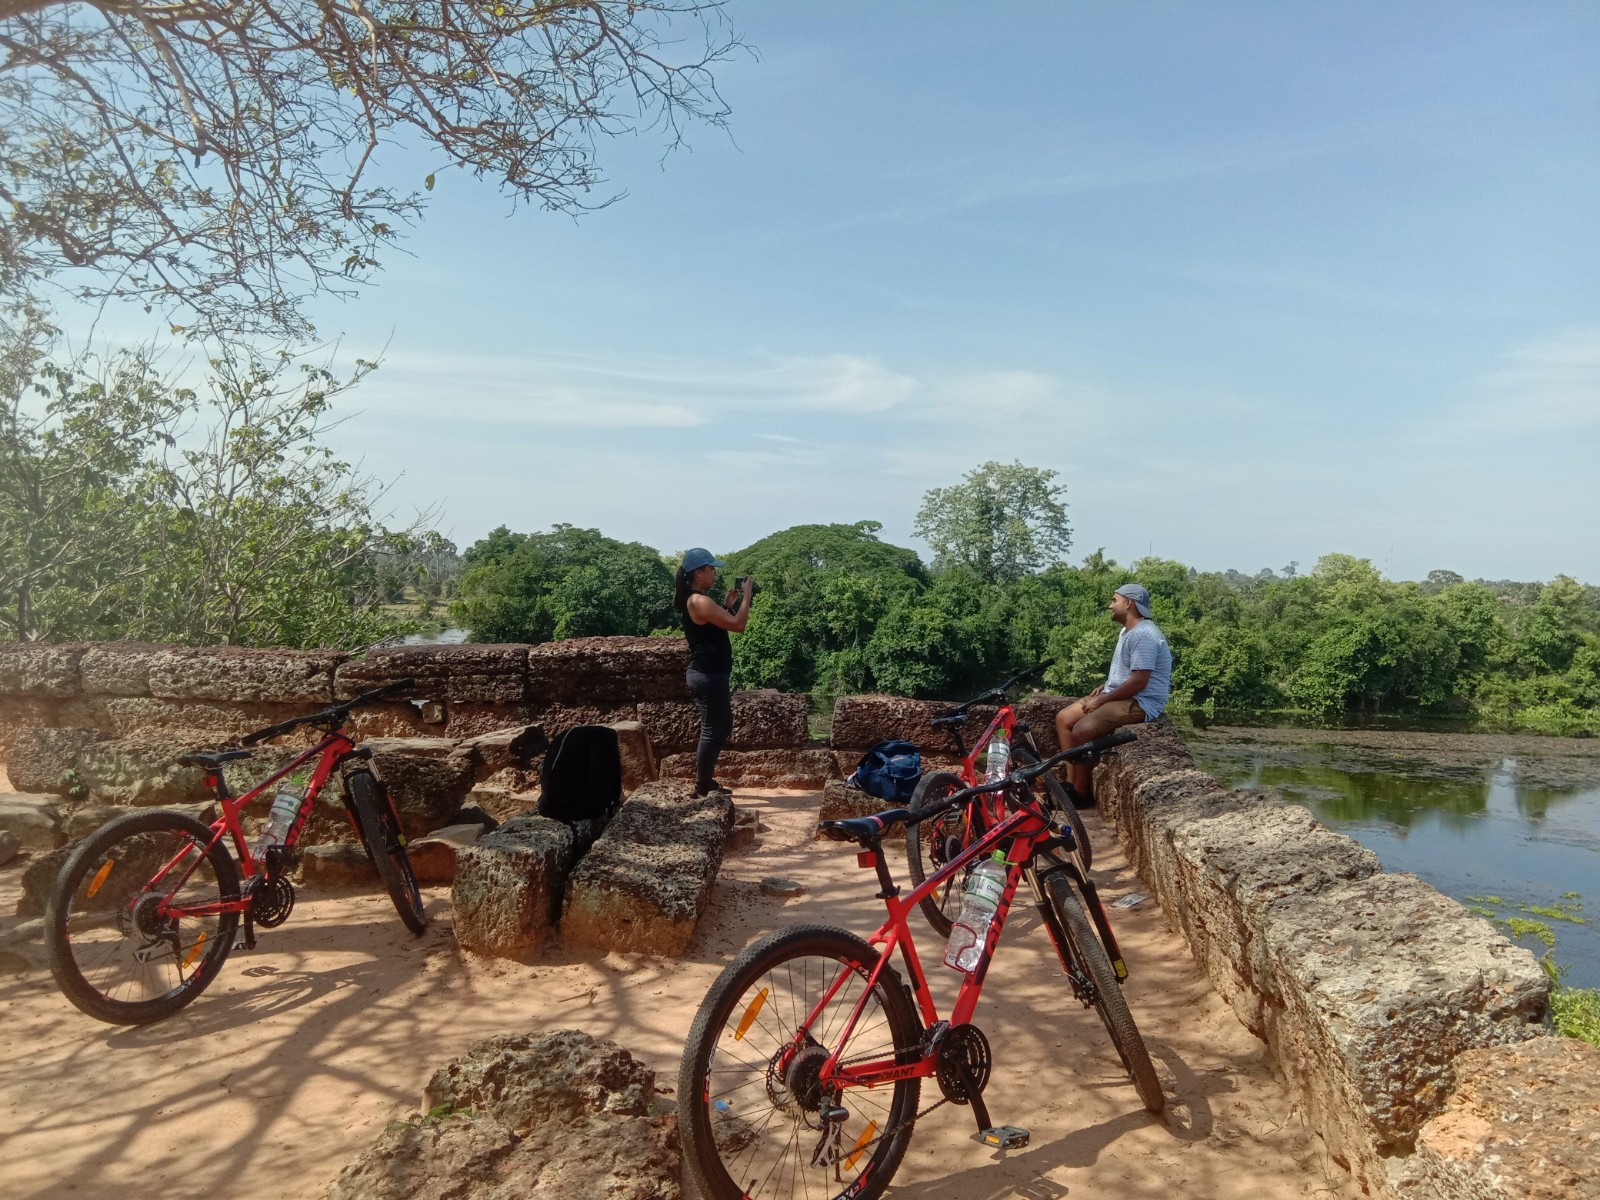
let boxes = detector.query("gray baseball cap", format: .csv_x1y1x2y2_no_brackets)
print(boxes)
1114,582,1152,618
680,547,725,573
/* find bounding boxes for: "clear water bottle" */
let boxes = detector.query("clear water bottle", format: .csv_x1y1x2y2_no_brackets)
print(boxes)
256,780,305,856
983,727,1011,784
943,851,1008,973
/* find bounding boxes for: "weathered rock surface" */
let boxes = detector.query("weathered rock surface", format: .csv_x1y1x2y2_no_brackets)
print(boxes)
561,780,733,957
0,793,65,850
65,800,217,842
0,829,21,867
77,642,170,696
17,843,71,917
336,644,529,704
147,645,343,705
451,816,579,958
70,730,276,807
830,693,992,751
455,725,548,779
298,843,378,888
327,1031,678,1200
638,688,810,753
407,823,484,885
432,703,541,740
528,636,686,704
97,696,306,737
1397,1035,1600,1199
659,747,836,789
610,719,657,792
0,696,58,754
817,779,904,842
0,642,84,698
6,726,111,794
369,743,477,838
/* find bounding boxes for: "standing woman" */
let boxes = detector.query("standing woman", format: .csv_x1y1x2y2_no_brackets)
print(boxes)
674,548,754,798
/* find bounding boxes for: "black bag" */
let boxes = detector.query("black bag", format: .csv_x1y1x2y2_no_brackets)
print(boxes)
846,739,922,802
537,725,623,824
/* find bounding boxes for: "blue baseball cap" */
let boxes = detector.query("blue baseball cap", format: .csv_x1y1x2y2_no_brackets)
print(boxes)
1114,583,1152,618
680,547,725,573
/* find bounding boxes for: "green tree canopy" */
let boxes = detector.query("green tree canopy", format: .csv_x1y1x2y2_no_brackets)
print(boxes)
913,460,1072,582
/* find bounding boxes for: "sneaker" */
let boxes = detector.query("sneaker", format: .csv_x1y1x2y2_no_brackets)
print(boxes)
692,780,732,798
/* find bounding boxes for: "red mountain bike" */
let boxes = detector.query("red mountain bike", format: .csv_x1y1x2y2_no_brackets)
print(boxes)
906,663,1094,936
679,730,1160,1200
44,679,426,1025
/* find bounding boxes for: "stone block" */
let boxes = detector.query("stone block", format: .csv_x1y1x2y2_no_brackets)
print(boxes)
1015,692,1075,756
456,724,548,778
639,689,809,754
0,696,60,756
658,748,838,790
78,642,171,697
363,736,462,760
18,844,71,917
349,702,432,739
0,642,84,698
435,703,542,739
610,720,657,792
336,644,529,703
527,636,687,704
829,693,993,752
0,794,64,850
1400,1035,1600,1199
452,815,579,957
817,779,904,842
407,823,484,885
0,829,19,867
1258,872,1547,1192
329,1031,677,1200
527,702,641,739
6,726,110,794
73,730,233,807
100,696,306,738
561,780,733,957
298,843,379,888
63,801,218,842
146,645,344,705
370,745,477,837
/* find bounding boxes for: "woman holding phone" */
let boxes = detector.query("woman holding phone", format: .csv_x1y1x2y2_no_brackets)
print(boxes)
673,548,754,798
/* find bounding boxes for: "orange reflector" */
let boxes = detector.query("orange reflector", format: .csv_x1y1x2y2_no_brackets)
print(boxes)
844,1121,879,1171
182,932,208,969
86,861,114,899
733,987,768,1041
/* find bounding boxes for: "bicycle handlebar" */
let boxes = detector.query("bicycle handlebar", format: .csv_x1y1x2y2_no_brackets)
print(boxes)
911,727,1137,826
239,677,418,746
943,661,1052,719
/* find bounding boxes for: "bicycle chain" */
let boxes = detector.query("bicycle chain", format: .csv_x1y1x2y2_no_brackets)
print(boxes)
813,1038,952,1166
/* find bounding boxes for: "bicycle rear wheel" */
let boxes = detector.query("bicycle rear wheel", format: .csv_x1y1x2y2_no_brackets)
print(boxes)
1043,871,1163,1112
347,770,428,934
905,769,974,937
1012,745,1093,871
44,809,240,1025
679,924,923,1200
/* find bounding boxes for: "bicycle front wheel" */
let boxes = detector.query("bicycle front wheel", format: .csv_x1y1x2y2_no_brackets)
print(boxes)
44,809,240,1025
1043,871,1163,1112
905,769,975,937
1012,745,1093,871
347,770,428,934
679,924,923,1200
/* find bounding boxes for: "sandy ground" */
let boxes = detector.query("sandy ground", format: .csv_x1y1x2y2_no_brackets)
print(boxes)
0,781,1357,1200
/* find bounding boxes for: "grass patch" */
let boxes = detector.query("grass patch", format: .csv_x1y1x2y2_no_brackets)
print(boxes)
1551,984,1600,1047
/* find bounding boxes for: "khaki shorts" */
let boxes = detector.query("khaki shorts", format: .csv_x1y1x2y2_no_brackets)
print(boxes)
1071,698,1147,740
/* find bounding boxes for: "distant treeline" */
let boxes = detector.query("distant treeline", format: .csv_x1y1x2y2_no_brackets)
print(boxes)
449,521,1600,734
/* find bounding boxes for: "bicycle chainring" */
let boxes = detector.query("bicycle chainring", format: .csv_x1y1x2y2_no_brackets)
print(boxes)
934,1023,992,1105
247,874,296,928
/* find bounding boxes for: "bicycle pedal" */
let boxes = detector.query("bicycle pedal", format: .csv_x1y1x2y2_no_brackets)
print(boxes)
978,1125,1030,1150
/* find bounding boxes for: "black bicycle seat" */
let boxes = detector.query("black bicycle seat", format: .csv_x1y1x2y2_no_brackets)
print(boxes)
819,811,911,842
177,750,254,769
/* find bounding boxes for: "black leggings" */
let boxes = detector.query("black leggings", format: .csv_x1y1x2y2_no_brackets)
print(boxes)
686,668,733,790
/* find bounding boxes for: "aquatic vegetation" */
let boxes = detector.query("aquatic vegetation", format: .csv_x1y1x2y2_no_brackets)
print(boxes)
1542,959,1600,1048
1506,917,1557,950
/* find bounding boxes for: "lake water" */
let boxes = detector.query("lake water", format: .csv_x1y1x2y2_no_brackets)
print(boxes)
402,626,469,645
1182,721,1600,990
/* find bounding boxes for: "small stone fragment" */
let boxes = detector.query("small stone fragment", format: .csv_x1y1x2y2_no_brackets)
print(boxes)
761,876,804,898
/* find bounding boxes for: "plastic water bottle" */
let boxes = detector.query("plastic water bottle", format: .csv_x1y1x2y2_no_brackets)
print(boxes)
983,728,1010,784
256,781,305,855
943,851,1008,973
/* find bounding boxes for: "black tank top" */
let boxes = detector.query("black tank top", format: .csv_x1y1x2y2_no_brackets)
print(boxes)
681,603,733,674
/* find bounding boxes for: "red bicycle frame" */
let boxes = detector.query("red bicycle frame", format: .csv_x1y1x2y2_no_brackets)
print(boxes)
146,729,363,921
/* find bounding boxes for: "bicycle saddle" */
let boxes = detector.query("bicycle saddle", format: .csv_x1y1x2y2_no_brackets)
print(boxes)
819,811,910,842
177,750,254,768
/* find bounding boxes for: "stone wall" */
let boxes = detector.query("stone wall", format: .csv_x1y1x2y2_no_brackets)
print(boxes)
0,639,815,771
1092,719,1590,1200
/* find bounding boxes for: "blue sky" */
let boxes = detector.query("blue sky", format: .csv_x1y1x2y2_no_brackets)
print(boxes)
286,4,1595,580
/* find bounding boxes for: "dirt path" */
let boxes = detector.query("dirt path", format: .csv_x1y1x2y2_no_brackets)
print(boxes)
0,787,1356,1200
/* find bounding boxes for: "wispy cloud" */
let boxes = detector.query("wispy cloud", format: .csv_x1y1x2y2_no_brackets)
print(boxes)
1447,328,1600,438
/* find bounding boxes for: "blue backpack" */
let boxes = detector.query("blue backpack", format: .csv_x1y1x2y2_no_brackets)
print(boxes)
847,739,922,802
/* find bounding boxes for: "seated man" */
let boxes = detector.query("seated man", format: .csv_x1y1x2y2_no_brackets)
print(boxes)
1054,582,1172,802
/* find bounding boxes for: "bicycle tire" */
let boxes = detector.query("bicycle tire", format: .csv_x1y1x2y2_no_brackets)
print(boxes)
347,770,428,934
44,809,240,1025
679,924,923,1200
1012,745,1093,871
905,769,972,937
1044,872,1163,1112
